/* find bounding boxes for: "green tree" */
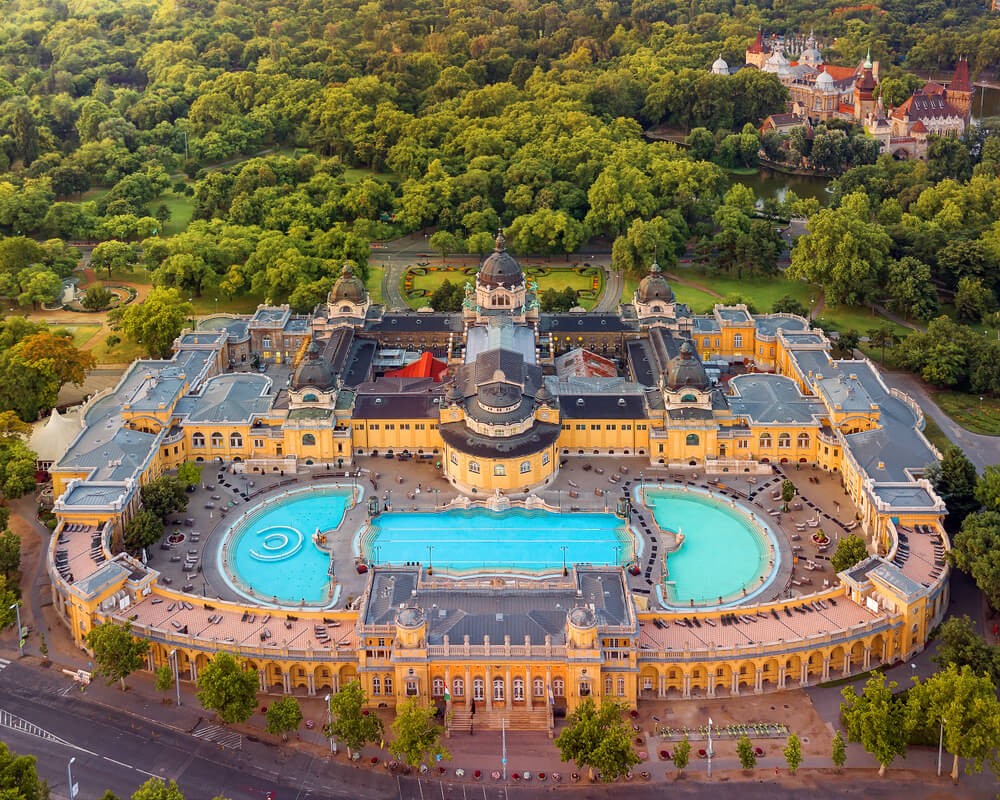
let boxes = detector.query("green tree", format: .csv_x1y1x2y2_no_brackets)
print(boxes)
841,672,909,776
81,286,114,311
672,735,691,777
131,778,185,800
772,295,808,316
540,287,579,313
389,697,449,768
866,325,895,364
907,664,1000,781
554,697,640,782
428,279,464,312
90,241,136,282
831,534,869,572
0,576,18,630
155,663,174,700
85,620,151,691
954,276,994,325
787,195,891,306
884,257,938,321
266,696,303,741
950,511,1000,610
780,479,795,511
783,733,803,774
0,529,20,579
428,231,464,262
932,615,1000,685
926,446,979,533
975,465,1000,513
737,734,756,771
196,652,259,724
117,287,193,358
176,461,202,490
141,475,189,520
466,231,495,257
831,730,847,771
123,509,164,554
327,680,384,758
0,741,48,800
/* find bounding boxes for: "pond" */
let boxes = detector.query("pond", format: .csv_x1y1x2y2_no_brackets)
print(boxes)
729,169,832,208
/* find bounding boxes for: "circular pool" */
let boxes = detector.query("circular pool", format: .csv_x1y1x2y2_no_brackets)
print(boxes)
221,486,353,605
642,487,779,607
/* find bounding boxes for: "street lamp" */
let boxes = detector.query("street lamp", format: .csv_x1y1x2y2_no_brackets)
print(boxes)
427,545,434,575
560,545,569,577
9,602,22,656
324,694,335,754
67,757,78,799
937,717,946,777
170,649,181,706
707,716,714,778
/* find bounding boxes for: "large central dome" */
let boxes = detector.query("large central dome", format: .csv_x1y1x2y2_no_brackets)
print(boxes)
478,231,524,288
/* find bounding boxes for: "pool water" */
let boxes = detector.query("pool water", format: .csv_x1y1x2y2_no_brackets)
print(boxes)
226,487,351,604
644,489,775,606
363,508,631,574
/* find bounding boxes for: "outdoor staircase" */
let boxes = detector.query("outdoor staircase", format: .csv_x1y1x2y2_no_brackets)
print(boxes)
448,705,552,737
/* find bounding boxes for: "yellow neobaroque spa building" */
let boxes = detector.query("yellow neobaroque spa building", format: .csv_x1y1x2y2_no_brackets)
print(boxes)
44,236,950,732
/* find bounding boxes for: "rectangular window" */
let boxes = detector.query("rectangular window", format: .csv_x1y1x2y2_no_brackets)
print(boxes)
400,424,410,430
703,338,710,348
562,424,570,430
370,424,379,431
542,453,550,465
737,439,748,449
606,424,615,430
576,424,586,431
617,677,625,696
734,333,743,348
450,452,458,465
385,424,395,430
622,424,631,431
262,337,271,349
253,438,264,448
415,424,424,430
715,338,720,347
372,677,381,696
384,677,392,695
637,424,647,431
591,424,600,431
430,424,438,430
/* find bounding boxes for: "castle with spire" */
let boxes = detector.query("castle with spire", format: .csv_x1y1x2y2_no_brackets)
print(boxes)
745,33,974,160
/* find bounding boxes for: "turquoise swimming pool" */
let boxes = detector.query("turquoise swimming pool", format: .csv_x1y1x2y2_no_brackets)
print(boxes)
223,487,351,604
361,508,632,575
643,488,777,606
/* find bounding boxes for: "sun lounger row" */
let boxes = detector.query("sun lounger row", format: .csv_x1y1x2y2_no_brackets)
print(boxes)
206,614,224,624
62,524,92,533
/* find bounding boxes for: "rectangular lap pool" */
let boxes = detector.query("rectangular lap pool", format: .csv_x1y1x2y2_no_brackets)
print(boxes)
361,508,632,575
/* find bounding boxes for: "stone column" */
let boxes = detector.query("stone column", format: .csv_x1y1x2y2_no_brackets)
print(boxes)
525,664,533,709
754,668,763,694
800,661,808,686
485,665,493,710
682,673,691,699
282,670,291,694
307,673,315,696
707,678,716,698
731,671,740,697
189,659,198,683
258,669,266,691
863,646,871,671
465,665,471,706
658,674,666,699
505,667,512,709
778,665,786,690
842,653,851,677
821,657,831,682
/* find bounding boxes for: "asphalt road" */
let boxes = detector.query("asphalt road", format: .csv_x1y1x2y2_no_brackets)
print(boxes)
0,659,989,800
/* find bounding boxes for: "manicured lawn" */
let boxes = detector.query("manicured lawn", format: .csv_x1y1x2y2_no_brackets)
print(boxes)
342,167,398,185
402,265,603,309
621,277,639,304
814,306,910,339
50,323,102,348
920,414,952,453
152,190,196,236
672,266,813,311
672,285,721,314
86,330,148,365
108,268,151,284
365,266,384,304
931,391,1000,436
191,293,267,316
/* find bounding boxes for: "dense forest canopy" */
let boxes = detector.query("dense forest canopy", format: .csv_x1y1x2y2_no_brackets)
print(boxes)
0,0,996,314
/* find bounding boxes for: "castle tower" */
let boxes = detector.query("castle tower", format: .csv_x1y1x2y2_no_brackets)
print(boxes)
746,29,768,69
946,57,974,119
854,49,877,121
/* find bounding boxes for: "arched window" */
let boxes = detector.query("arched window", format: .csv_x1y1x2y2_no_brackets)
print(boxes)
431,678,445,697
229,433,242,448
513,678,525,701
372,677,381,696
469,461,480,474
685,433,699,446
778,433,791,448
211,432,223,447
681,394,697,403
302,433,316,446
473,678,485,701
493,464,505,476
797,433,810,448
605,677,613,696
303,393,318,403
542,452,550,465
552,678,565,697
533,678,544,698
492,678,505,701
519,461,531,474
192,433,205,448
759,433,772,448
452,677,464,698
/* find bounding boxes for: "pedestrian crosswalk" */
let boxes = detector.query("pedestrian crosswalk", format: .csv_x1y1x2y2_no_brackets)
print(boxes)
0,707,74,747
192,721,243,750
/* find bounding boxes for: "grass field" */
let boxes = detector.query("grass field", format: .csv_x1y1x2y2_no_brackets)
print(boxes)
813,306,910,338
403,265,603,309
931,391,1000,436
365,266,384,304
152,190,196,237
50,323,102,348
86,330,148,365
920,414,952,452
191,293,267,316
673,266,813,311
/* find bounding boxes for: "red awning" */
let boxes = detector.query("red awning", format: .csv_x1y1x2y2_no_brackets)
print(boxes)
385,352,448,381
